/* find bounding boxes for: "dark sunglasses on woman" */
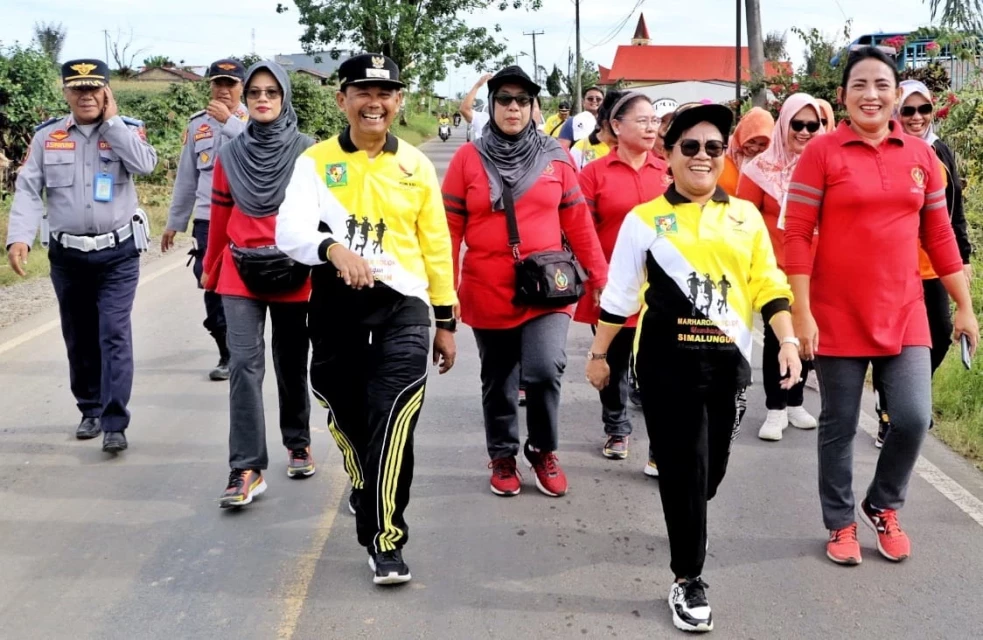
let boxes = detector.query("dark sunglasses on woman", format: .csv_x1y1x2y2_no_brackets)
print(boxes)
900,103,934,117
673,139,728,158
790,119,822,133
494,93,533,107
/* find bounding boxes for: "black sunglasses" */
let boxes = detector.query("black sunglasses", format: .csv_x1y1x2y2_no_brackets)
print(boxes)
821,118,829,126
790,119,822,133
900,104,934,117
672,139,727,158
494,93,533,107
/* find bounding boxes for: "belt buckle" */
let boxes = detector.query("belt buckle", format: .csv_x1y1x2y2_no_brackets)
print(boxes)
81,236,98,252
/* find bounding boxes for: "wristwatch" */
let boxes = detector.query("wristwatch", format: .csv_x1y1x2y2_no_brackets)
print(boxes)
436,318,458,332
587,351,607,361
780,336,801,348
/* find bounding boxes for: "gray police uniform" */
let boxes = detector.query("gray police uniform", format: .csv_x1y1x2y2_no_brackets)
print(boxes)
5,114,158,433
166,105,248,339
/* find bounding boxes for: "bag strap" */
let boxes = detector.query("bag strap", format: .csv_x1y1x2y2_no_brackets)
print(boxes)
501,180,522,262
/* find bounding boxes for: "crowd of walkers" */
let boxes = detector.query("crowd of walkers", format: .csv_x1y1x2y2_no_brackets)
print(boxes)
9,45,980,635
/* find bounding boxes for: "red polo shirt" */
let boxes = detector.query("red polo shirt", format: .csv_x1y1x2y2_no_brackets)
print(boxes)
784,121,962,357
574,148,670,326
442,143,607,330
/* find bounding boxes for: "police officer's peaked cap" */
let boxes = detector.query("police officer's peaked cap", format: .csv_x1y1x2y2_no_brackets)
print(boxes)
558,101,571,111
487,66,540,97
338,54,405,90
62,59,110,88
208,59,246,83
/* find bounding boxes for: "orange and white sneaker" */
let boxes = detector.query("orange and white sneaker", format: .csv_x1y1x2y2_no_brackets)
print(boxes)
219,469,267,508
287,447,316,478
860,500,911,561
826,523,862,565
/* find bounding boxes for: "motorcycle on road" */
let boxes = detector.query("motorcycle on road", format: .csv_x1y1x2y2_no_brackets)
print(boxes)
439,124,451,142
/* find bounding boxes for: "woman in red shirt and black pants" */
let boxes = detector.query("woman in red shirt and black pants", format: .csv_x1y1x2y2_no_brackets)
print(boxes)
442,66,607,498
784,47,979,565
202,62,315,508
576,91,670,466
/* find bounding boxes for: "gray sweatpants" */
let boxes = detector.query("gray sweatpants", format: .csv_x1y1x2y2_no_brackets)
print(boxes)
473,313,570,459
814,346,932,530
223,295,311,471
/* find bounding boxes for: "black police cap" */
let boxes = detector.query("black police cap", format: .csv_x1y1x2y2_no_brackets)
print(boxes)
338,54,405,90
208,59,246,83
62,59,110,88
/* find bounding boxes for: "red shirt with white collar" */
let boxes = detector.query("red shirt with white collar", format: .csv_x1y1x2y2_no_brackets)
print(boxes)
574,148,671,326
784,121,961,357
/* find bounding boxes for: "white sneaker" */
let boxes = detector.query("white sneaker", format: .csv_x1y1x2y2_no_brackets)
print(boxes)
644,457,659,477
669,578,713,632
787,405,818,429
757,410,787,441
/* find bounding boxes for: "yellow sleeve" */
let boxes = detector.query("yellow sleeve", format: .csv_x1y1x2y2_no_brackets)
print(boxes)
416,156,459,312
744,201,793,311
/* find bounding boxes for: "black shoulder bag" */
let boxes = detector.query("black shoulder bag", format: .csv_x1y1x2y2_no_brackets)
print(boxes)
502,181,588,308
229,244,311,295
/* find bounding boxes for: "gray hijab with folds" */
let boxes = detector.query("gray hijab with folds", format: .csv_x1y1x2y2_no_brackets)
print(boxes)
474,103,570,211
220,61,315,217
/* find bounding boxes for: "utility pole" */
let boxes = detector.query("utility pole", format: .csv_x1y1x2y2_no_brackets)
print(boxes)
746,0,767,107
574,0,582,113
251,28,256,56
523,30,544,85
103,30,110,68
735,0,742,105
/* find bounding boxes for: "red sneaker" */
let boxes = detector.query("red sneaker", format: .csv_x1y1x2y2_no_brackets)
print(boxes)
488,457,521,496
523,442,568,497
826,523,862,565
860,500,911,561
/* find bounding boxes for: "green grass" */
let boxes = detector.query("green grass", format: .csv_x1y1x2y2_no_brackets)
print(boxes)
933,349,983,470
0,185,172,287
392,110,438,146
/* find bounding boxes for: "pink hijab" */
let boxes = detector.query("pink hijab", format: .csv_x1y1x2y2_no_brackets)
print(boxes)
741,93,824,203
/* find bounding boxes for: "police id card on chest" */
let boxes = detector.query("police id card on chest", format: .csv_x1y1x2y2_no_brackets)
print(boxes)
94,172,114,202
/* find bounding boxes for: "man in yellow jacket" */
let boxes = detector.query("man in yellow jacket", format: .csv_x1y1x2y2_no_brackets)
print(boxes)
277,53,457,587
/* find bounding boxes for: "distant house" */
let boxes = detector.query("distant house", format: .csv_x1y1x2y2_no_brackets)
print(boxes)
275,51,354,86
132,67,203,83
598,14,792,104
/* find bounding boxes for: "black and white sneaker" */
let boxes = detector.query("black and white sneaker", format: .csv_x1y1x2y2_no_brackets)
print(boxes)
348,490,357,515
368,549,412,585
669,578,713,632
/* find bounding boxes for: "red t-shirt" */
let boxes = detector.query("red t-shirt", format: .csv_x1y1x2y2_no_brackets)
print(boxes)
574,148,670,326
784,121,961,357
441,143,608,330
202,158,311,303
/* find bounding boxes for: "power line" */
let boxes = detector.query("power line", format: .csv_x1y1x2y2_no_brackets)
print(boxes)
523,30,545,84
584,0,645,52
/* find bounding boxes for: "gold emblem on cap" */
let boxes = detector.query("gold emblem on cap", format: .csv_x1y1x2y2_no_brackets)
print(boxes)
217,63,236,71
70,63,98,76
371,56,385,69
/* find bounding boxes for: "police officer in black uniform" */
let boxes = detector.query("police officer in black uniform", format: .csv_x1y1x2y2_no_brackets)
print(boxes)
5,59,158,453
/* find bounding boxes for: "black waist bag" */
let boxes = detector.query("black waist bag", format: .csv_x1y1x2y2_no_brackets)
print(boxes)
503,182,587,308
229,244,310,295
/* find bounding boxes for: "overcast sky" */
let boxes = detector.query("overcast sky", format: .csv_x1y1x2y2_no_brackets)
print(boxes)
4,0,942,97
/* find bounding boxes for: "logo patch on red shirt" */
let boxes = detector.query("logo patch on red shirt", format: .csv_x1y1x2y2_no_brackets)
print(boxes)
911,167,926,189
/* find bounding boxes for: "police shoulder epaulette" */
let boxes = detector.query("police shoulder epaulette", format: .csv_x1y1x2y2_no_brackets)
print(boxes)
189,109,207,121
121,116,145,127
34,116,64,132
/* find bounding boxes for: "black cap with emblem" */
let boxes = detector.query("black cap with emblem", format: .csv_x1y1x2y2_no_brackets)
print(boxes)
207,59,246,83
338,53,406,90
61,59,110,88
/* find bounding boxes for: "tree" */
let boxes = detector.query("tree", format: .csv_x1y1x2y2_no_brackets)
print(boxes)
745,0,767,107
143,55,175,69
763,30,788,62
108,29,148,79
563,54,599,98
924,0,983,31
33,22,66,64
231,53,263,68
546,64,564,98
275,0,542,89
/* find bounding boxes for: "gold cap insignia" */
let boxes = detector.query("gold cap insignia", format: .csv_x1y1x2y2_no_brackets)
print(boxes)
218,63,237,71
371,56,386,69
70,63,97,76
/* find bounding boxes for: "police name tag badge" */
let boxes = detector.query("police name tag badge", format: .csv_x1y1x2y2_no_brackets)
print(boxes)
654,213,678,237
94,173,114,203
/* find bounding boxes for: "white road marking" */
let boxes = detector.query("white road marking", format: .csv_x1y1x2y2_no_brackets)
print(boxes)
0,256,185,357
752,328,983,529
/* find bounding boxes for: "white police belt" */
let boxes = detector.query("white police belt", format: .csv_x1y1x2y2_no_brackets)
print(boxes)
56,223,134,253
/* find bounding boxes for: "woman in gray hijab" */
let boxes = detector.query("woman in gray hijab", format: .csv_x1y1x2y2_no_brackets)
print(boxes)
201,61,317,509
442,66,607,499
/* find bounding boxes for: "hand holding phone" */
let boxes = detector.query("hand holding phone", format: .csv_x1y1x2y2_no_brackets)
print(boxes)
961,334,972,370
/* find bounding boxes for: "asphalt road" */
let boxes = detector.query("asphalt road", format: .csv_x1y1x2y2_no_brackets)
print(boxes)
2,126,983,639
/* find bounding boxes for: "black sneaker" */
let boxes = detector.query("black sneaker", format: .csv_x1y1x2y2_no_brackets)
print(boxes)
209,356,230,381
348,490,357,515
669,578,713,632
368,549,412,585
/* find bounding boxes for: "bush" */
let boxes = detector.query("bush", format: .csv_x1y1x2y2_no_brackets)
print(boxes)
290,73,348,141
0,43,62,196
